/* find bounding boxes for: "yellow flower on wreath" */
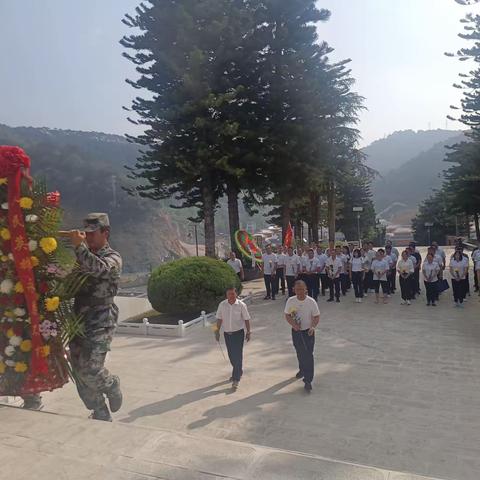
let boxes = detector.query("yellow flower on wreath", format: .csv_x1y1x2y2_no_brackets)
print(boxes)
0,228,10,240
30,255,39,267
6,328,14,338
19,197,33,209
45,296,60,312
40,345,50,358
0,178,7,185
14,362,28,373
0,361,6,374
40,237,57,254
14,281,24,294
20,340,32,352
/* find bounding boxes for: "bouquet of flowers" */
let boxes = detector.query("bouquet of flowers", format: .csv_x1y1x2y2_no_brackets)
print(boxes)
289,308,301,326
0,146,87,396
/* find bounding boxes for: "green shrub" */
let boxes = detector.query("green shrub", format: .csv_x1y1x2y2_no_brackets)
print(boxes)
148,257,242,314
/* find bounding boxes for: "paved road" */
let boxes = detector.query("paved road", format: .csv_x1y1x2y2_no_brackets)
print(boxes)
31,246,480,480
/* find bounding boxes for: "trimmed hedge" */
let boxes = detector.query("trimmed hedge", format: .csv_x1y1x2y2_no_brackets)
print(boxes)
148,257,242,314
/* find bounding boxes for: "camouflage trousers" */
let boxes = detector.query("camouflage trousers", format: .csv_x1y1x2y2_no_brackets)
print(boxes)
69,326,116,412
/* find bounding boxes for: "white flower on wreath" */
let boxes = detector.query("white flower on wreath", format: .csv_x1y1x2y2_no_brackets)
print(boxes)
25,214,38,223
9,336,22,347
5,360,15,367
14,308,26,317
7,253,13,261
4,345,15,357
1,202,8,210
28,240,38,252
15,317,24,323
0,279,13,294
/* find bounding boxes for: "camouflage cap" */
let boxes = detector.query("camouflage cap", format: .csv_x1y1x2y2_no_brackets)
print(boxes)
83,212,110,232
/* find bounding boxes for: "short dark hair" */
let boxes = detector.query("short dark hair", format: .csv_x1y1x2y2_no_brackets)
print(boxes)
225,287,237,294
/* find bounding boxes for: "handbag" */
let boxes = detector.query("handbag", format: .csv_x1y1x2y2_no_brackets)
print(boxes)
437,278,450,293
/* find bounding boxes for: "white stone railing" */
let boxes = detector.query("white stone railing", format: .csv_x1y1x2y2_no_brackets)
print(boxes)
116,292,253,338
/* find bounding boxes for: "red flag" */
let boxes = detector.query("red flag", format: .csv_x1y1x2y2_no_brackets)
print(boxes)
284,222,294,247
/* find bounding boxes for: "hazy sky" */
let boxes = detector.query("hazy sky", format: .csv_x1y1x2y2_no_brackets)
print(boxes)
0,0,475,146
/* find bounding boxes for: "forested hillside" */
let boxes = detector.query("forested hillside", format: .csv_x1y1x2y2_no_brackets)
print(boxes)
0,124,265,271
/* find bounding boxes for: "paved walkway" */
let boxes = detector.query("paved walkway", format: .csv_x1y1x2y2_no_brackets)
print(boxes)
3,246,480,479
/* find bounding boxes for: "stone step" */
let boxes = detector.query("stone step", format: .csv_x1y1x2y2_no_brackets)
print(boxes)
0,405,445,480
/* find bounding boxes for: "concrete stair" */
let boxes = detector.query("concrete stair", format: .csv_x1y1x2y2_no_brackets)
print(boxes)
0,405,445,480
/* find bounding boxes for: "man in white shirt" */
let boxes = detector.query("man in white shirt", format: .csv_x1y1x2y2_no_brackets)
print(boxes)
302,248,320,301
274,246,287,296
472,247,480,294
284,280,320,392
316,248,328,297
262,244,278,300
284,246,301,297
215,288,252,389
385,245,397,294
364,242,377,294
326,249,343,302
227,251,244,281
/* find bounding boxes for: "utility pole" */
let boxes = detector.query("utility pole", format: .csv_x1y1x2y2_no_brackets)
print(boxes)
327,180,336,249
194,224,199,256
353,207,363,247
424,222,434,246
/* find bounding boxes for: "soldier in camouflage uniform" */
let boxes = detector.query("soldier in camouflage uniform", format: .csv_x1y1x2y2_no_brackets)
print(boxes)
65,213,123,422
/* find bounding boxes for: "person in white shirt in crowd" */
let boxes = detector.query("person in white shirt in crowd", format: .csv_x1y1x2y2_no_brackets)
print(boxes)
342,245,352,293
284,246,301,297
326,249,343,303
274,245,287,296
405,246,418,299
385,244,398,294
371,249,389,304
302,248,320,301
385,240,400,260
284,280,320,392
226,251,244,281
432,241,446,270
296,246,304,259
422,252,441,306
409,242,422,296
472,246,480,294
450,250,469,307
262,244,277,300
450,246,471,296
335,246,349,296
397,250,415,305
214,287,252,389
350,248,365,303
364,242,377,295
316,247,328,297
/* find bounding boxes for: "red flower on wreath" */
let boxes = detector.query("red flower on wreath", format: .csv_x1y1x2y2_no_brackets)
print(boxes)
46,191,60,207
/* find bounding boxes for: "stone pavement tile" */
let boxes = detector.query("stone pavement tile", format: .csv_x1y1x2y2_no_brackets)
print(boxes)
250,451,388,480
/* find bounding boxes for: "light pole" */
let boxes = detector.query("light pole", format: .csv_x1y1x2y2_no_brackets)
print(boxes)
424,222,433,246
353,207,363,247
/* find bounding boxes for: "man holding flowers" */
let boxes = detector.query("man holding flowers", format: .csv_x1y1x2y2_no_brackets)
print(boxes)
284,280,320,392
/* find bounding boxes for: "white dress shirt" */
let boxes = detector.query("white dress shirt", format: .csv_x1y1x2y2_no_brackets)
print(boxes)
302,256,320,273
397,259,414,274
262,253,277,275
351,257,365,272
216,299,251,333
285,254,301,276
326,257,343,278
450,258,469,279
276,253,287,268
371,259,389,281
422,261,440,282
227,258,242,274
317,253,328,273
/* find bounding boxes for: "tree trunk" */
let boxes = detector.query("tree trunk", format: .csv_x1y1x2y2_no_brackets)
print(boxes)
327,180,336,249
202,181,216,258
226,182,240,253
295,218,302,244
310,191,320,243
474,212,480,242
281,202,291,242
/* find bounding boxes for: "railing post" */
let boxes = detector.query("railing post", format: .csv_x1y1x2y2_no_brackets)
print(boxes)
142,317,149,336
201,310,208,327
178,319,185,337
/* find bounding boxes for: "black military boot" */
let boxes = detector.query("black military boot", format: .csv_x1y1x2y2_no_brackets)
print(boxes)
106,375,123,413
89,405,112,422
22,394,44,411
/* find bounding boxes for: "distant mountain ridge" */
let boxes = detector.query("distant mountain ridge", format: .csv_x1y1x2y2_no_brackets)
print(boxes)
362,129,463,174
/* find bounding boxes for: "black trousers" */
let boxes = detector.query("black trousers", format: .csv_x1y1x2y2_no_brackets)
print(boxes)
475,268,479,290
388,268,397,293
292,329,315,384
372,280,388,294
364,271,374,293
320,273,328,296
452,279,467,303
414,269,421,294
286,275,296,297
224,329,244,382
264,274,275,298
274,267,286,295
328,277,341,300
425,281,439,303
399,275,413,301
351,271,364,298
340,273,348,295
304,273,319,300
